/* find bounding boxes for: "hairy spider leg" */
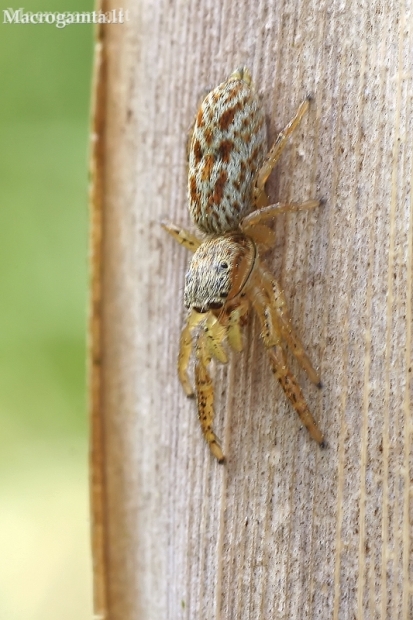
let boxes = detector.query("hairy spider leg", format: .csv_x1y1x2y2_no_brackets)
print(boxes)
241,200,320,232
178,309,204,396
178,308,233,460
243,223,276,251
268,346,324,446
195,332,225,463
247,268,324,446
253,97,312,208
225,297,250,352
203,313,228,363
258,266,321,386
240,199,322,385
178,308,230,395
161,221,201,252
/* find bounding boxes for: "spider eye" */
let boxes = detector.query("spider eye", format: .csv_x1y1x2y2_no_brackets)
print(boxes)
220,291,228,298
209,301,223,310
220,261,229,270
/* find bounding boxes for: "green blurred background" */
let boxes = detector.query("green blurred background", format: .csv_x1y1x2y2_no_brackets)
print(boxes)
0,1,95,617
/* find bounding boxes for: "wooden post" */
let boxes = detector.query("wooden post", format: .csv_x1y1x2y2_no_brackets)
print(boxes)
89,1,413,618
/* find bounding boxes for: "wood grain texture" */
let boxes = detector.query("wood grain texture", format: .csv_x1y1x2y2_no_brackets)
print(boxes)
89,1,413,618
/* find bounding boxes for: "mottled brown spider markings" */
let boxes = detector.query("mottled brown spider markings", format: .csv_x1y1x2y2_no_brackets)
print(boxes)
163,67,324,462
188,72,266,233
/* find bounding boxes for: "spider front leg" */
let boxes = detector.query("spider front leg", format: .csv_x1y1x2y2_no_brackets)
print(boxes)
179,310,227,397
195,331,225,463
178,309,204,396
178,310,228,462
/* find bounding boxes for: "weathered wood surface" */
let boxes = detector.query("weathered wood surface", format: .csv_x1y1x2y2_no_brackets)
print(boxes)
89,1,413,618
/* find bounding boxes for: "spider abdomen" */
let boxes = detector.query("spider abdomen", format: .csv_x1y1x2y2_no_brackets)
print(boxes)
188,68,267,234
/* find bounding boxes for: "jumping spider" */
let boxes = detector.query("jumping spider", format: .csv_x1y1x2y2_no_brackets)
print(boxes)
163,67,324,462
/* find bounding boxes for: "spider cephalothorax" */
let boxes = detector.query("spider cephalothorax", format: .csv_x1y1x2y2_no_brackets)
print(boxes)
163,67,324,462
184,233,256,313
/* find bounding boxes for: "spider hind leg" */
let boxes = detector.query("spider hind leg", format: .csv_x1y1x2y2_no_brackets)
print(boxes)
252,97,311,208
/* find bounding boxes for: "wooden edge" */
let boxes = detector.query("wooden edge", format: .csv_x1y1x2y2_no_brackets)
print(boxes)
88,3,109,618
